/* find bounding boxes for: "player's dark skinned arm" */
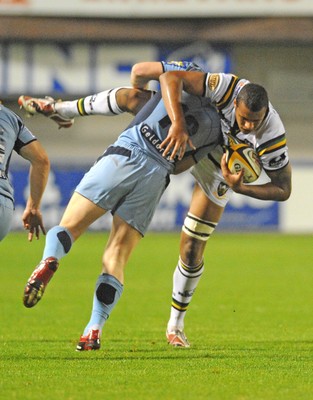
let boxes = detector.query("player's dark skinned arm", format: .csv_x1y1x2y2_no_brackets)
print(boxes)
221,154,292,201
159,71,206,161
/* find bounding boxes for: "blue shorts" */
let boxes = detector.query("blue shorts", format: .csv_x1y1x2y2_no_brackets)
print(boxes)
0,195,14,241
75,144,170,235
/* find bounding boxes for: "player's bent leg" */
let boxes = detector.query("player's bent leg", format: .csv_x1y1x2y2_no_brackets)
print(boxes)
76,273,124,351
23,193,107,308
102,214,143,283
76,214,142,351
18,87,154,130
60,192,107,240
23,225,75,308
23,224,74,308
116,88,155,115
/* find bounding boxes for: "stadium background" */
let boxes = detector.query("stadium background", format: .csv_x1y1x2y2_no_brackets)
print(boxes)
0,0,312,233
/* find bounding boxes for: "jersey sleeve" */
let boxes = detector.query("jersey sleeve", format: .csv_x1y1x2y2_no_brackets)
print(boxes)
13,116,37,154
161,61,204,73
256,108,289,171
204,73,249,107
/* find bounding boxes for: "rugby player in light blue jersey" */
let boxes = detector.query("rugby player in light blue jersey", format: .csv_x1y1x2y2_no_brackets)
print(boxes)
0,103,49,242
22,66,222,352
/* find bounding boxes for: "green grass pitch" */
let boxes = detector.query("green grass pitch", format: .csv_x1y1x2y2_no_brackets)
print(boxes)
1,231,312,399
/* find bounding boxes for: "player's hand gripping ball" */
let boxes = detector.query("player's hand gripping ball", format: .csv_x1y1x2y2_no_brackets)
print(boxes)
225,143,262,183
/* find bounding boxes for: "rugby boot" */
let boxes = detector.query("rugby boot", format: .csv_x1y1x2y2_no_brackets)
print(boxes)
18,95,74,129
166,328,190,348
76,329,101,351
23,257,59,308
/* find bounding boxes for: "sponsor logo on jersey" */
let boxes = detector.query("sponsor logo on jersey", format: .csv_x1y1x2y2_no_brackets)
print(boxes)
140,123,164,153
269,152,287,169
140,123,175,163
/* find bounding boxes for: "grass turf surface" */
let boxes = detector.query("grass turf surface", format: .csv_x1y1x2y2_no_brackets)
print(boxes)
1,232,313,399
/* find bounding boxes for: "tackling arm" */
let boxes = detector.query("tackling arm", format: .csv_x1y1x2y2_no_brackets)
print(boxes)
130,62,164,89
115,61,165,115
158,71,206,160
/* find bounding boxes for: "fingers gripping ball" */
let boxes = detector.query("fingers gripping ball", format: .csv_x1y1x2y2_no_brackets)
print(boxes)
225,143,262,183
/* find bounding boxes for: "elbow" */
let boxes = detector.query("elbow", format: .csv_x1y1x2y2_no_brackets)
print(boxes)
131,63,147,85
44,155,50,171
282,180,292,201
43,155,50,173
36,152,50,172
131,63,143,77
280,191,291,202
278,187,292,202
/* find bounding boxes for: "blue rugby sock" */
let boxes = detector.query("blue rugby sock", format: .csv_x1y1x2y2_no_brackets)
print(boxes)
42,225,73,260
83,273,124,335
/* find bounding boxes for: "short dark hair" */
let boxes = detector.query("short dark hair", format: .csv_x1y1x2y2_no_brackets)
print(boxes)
236,83,269,112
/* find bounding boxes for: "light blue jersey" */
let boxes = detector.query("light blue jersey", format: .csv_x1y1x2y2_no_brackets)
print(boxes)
77,60,222,234
0,104,37,202
161,60,204,73
116,60,220,172
116,91,222,173
0,104,37,240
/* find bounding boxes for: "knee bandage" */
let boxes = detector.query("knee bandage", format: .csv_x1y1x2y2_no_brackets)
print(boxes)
182,212,217,241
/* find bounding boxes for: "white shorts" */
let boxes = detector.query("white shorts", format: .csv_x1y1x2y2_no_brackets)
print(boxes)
191,146,233,208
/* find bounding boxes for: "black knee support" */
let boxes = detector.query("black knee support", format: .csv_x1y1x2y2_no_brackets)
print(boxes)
96,283,116,305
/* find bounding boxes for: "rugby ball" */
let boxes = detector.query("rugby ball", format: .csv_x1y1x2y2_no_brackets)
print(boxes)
225,143,262,183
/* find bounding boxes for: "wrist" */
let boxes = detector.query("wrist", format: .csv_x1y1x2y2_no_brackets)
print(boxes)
26,201,40,212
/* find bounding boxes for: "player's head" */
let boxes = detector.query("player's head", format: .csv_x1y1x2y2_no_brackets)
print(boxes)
234,83,269,134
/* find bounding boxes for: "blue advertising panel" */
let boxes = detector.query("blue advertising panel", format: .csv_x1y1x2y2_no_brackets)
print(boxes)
9,167,279,233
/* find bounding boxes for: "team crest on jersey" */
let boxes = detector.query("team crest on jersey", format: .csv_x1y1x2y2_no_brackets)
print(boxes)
217,182,229,197
269,152,287,169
